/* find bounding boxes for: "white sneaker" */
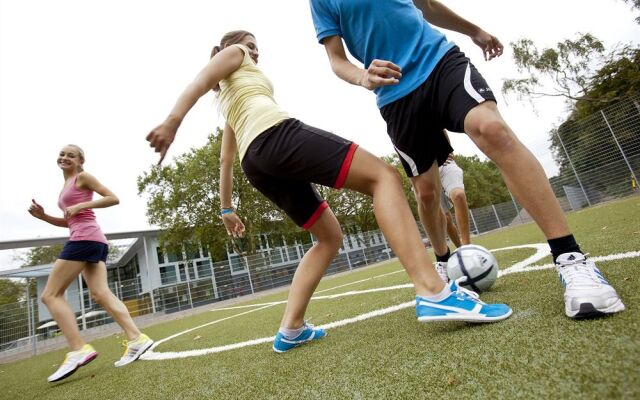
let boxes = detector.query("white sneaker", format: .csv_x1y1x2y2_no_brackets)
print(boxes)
556,252,625,319
47,344,97,382
434,261,449,283
114,333,154,367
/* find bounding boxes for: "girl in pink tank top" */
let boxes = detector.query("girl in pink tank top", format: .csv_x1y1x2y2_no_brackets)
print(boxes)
28,144,153,382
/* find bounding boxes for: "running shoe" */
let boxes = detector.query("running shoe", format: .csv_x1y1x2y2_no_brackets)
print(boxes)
47,344,97,382
114,333,154,367
272,322,326,353
556,252,625,318
417,278,512,322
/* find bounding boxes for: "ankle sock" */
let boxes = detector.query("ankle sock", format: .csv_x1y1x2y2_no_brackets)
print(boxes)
279,325,305,339
548,235,582,262
435,248,451,263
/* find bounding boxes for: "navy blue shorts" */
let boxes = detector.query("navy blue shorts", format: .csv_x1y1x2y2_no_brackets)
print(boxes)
59,241,109,263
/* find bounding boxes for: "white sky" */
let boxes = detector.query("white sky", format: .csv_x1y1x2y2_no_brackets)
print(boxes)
1,0,638,269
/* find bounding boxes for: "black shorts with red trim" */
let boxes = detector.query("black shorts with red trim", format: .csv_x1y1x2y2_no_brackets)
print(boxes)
241,118,358,229
379,46,496,177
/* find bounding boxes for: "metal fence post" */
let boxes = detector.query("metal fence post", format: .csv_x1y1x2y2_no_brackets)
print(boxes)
78,275,87,331
600,109,639,186
555,131,591,207
469,210,479,235
509,191,524,224
245,256,255,294
491,205,502,228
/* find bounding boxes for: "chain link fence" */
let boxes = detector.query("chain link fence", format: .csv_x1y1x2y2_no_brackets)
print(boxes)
1,95,639,361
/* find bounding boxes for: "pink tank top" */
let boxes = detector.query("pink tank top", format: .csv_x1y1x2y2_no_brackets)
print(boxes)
58,176,108,244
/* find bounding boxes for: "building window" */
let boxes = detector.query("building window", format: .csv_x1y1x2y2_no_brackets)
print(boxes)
196,260,212,278
160,265,177,285
156,247,165,264
167,249,184,263
178,263,187,282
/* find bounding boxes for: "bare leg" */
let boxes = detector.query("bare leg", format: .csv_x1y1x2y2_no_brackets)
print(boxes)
465,102,571,239
82,262,141,341
343,148,445,297
449,188,471,245
410,164,450,257
280,208,343,329
444,209,462,248
40,259,87,351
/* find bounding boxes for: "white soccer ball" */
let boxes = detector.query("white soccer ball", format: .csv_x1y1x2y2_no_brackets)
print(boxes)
446,244,498,292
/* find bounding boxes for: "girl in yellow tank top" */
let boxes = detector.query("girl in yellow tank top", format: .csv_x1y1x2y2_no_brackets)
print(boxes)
147,30,511,353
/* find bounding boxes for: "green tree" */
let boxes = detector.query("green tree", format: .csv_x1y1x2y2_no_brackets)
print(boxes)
0,279,24,306
504,33,640,198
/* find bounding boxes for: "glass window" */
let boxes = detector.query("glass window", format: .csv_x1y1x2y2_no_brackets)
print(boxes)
160,266,177,285
167,249,184,263
196,260,212,278
178,263,187,281
188,262,196,280
229,255,246,273
156,247,165,264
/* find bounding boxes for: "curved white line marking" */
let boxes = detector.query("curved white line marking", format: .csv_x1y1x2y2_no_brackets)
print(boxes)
142,245,639,361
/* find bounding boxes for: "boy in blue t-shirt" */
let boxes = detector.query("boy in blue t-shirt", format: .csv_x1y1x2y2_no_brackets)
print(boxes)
309,0,625,319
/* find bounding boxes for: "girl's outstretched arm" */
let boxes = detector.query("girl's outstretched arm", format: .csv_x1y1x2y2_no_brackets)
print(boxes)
147,46,246,164
219,123,245,238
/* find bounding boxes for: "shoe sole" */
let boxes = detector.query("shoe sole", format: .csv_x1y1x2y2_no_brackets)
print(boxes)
114,340,154,367
418,309,513,323
568,299,625,319
48,352,98,383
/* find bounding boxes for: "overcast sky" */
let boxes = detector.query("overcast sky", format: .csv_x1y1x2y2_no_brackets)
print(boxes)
1,0,638,268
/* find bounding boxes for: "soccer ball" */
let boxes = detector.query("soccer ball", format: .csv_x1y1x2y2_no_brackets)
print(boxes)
446,244,498,292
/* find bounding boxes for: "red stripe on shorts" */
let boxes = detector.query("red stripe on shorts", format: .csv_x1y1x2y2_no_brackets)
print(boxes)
333,143,359,189
302,201,329,230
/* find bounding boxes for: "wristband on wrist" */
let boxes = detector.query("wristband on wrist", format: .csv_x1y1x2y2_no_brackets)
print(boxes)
220,208,234,216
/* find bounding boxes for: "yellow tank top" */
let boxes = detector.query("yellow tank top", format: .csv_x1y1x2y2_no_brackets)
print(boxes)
217,44,289,159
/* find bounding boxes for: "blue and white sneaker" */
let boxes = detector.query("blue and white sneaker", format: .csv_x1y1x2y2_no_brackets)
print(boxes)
416,278,512,323
272,322,327,353
556,252,625,319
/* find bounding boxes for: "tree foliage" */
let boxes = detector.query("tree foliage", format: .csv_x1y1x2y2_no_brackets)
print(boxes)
0,279,24,306
622,0,640,23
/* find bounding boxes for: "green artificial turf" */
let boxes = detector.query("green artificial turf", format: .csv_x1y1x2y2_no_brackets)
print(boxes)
1,196,638,399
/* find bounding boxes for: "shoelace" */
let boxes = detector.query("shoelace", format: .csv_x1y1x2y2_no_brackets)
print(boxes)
452,277,485,304
120,340,134,358
556,254,602,286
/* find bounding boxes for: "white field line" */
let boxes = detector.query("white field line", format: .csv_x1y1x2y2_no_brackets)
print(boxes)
141,245,639,361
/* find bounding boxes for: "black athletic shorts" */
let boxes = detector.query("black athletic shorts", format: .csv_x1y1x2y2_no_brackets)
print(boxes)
241,118,358,229
380,46,496,177
59,240,109,263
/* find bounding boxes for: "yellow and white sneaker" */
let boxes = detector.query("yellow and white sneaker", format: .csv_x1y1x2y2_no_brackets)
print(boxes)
47,344,98,382
114,333,154,367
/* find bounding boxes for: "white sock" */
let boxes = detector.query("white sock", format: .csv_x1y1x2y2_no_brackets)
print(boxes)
420,283,452,302
279,325,305,339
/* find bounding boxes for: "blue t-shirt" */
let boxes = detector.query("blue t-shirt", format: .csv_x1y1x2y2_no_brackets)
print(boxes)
309,0,455,108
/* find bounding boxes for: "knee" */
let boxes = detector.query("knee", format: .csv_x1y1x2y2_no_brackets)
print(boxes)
90,290,111,305
475,119,518,156
450,189,467,205
40,292,55,306
413,184,439,208
379,163,402,185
